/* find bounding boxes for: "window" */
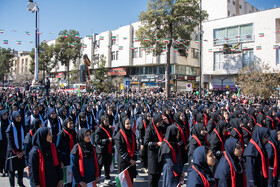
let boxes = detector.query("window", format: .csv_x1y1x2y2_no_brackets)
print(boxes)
116,51,118,60
233,1,235,5
240,24,253,42
228,0,230,3
112,36,116,45
132,48,139,58
243,50,254,68
139,48,143,58
228,11,231,17
214,53,225,71
239,5,242,9
191,48,199,59
159,66,165,74
111,52,116,60
276,47,280,65
276,19,280,43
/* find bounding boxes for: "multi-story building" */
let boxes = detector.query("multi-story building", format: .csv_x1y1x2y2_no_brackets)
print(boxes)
202,7,280,89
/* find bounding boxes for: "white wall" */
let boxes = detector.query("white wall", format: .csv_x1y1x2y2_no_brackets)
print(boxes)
202,0,228,20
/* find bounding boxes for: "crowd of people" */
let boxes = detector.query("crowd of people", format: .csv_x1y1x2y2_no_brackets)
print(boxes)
0,87,279,187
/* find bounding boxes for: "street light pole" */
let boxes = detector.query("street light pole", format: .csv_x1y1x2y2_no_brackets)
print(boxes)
27,0,39,85
199,0,202,99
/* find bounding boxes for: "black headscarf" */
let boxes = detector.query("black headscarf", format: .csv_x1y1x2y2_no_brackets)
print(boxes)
62,117,74,133
32,127,52,157
173,112,183,127
191,122,206,141
72,128,93,157
30,118,42,134
224,137,243,173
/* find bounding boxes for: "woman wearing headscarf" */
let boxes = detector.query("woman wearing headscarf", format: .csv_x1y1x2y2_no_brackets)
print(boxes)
83,104,97,132
23,119,42,177
266,109,277,130
5,111,26,187
214,137,246,187
58,106,68,122
25,105,44,133
95,115,114,185
230,118,244,149
75,112,90,133
207,112,219,135
188,122,208,163
158,125,184,187
56,117,76,168
70,128,100,186
173,112,189,164
186,146,216,187
0,109,9,177
28,127,63,187
144,113,164,187
43,108,61,144
265,130,280,187
114,117,137,184
137,112,151,173
242,118,252,146
243,127,270,186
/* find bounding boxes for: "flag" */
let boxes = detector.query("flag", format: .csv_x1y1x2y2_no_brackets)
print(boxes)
208,49,213,52
186,39,190,42
3,40,8,44
164,39,170,43
151,47,156,51
37,32,42,35
115,167,133,187
123,37,127,40
214,39,219,41
130,46,135,50
78,85,81,97
29,41,33,43
273,45,279,49
63,165,73,184
99,36,104,40
224,38,229,41
42,40,47,43
118,46,123,50
243,46,249,50
195,40,199,43
246,35,252,39
112,36,116,41
25,31,30,35
156,39,160,42
0,30,4,33
110,156,115,172
108,45,112,49
134,38,139,42
70,43,75,47
86,181,97,187
75,35,80,39
174,48,178,52
237,88,241,97
175,39,180,44
87,35,93,39
162,48,166,52
259,33,264,37
144,38,150,41
17,41,21,45
82,44,87,48
256,46,262,50
142,47,147,51
231,48,236,51
235,35,240,38
49,32,55,34
276,30,280,33
64,34,68,38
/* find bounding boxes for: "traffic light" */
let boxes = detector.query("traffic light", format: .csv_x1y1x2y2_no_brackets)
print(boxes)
80,64,87,82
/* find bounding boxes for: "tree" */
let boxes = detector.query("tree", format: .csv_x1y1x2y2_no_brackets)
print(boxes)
29,42,55,83
54,30,82,88
235,64,280,99
90,54,121,93
69,63,80,85
0,48,14,85
137,0,207,98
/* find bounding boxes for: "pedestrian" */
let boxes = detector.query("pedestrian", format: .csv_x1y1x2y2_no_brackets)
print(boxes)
44,108,61,144
158,125,184,187
114,117,137,184
243,127,270,186
0,110,9,177
28,127,63,187
70,128,100,186
45,77,50,97
186,146,216,187
214,137,246,186
95,115,114,185
5,111,26,187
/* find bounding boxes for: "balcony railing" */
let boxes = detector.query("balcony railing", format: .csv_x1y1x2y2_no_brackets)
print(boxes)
214,35,255,45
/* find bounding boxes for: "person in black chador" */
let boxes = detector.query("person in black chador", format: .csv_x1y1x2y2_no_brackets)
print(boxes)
215,137,246,186
44,108,62,144
0,110,9,177
5,111,26,187
188,122,208,163
186,146,216,187
71,128,100,186
243,127,270,187
95,115,114,185
144,114,164,187
158,125,184,187
28,127,63,187
114,117,137,184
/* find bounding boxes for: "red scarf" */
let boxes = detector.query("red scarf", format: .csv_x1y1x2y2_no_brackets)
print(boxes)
192,135,202,146
152,118,163,142
29,129,34,137
250,139,268,178
164,138,178,165
213,128,225,151
256,123,262,127
77,144,99,178
175,123,187,146
120,129,135,158
143,120,147,130
203,113,208,126
38,143,59,187
63,129,74,151
248,114,256,125
242,127,252,136
276,117,280,125
268,141,278,178
192,165,210,187
266,116,275,129
224,152,247,187
233,128,244,151
100,125,112,154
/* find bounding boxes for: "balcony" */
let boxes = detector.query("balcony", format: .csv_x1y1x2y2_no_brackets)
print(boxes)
214,34,255,45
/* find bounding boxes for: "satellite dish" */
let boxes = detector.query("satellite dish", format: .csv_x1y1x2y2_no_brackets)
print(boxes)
27,2,37,12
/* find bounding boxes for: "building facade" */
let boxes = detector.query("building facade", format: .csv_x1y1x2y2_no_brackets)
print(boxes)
202,7,280,90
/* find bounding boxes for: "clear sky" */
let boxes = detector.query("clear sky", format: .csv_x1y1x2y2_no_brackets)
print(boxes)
0,0,279,52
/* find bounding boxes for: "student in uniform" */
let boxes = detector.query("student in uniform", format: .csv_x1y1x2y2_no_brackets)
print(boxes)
0,109,9,177
144,114,164,187
214,137,246,187
158,125,184,187
114,117,137,184
44,108,62,144
70,128,100,187
5,111,26,187
95,115,114,185
28,127,63,187
186,146,216,187
243,127,270,187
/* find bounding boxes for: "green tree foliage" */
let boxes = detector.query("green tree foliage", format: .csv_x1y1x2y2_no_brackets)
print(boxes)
90,54,121,93
137,0,207,98
54,30,82,88
29,42,55,82
235,64,280,99
0,48,14,84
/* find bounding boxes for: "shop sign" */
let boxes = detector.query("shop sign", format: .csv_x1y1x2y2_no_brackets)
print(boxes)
108,68,126,76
